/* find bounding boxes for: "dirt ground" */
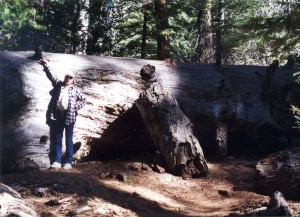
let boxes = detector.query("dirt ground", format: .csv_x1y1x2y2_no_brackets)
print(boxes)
1,154,300,217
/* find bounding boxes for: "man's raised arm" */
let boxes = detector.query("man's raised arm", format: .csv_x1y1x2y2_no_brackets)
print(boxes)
39,57,60,87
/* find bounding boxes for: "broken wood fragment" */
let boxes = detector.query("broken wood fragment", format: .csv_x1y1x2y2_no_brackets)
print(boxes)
116,172,128,182
46,196,73,206
251,191,292,216
152,164,165,174
67,206,92,216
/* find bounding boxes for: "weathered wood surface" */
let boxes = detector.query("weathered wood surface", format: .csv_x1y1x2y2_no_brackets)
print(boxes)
0,183,39,217
0,51,155,173
255,147,300,199
0,51,298,174
136,83,208,177
67,206,93,216
215,121,228,157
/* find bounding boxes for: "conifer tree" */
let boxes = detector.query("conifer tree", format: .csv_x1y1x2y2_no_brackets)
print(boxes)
86,0,113,55
44,0,86,54
0,0,44,51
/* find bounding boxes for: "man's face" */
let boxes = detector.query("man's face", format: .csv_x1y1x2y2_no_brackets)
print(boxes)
64,75,74,86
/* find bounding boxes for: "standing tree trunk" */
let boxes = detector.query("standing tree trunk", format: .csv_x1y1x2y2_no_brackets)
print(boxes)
196,0,214,63
154,0,169,60
33,0,46,59
71,1,82,54
136,82,208,178
141,0,149,59
86,0,111,55
215,0,224,66
215,121,227,157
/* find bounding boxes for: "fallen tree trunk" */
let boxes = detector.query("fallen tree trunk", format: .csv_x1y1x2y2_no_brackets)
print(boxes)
136,83,208,178
0,51,299,175
255,147,300,199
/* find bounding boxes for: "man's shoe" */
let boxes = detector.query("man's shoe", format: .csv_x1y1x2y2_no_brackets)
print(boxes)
50,162,61,169
63,163,72,170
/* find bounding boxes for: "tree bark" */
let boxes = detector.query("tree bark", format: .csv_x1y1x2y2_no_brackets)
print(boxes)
255,147,300,199
215,0,224,66
196,0,214,63
136,83,208,178
141,0,149,59
71,1,82,54
154,0,169,60
215,121,227,157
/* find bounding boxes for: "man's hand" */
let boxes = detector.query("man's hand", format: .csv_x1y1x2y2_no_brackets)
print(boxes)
38,57,48,66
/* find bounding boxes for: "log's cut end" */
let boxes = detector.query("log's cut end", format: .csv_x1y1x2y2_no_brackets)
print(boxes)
254,147,300,199
140,64,156,80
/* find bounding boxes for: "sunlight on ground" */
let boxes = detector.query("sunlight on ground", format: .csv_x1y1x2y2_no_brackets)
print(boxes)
92,197,139,217
99,177,247,217
102,179,184,208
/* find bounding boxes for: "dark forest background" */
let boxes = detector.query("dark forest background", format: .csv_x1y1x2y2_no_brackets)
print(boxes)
1,0,300,66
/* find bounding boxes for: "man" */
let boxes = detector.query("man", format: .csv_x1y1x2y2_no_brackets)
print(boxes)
40,57,86,170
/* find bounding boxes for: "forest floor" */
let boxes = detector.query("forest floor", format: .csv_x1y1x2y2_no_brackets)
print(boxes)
1,153,300,217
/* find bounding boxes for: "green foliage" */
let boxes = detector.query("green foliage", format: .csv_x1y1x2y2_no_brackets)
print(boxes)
223,0,267,64
110,0,143,57
292,60,300,129
0,0,43,50
111,0,200,60
227,0,300,65
0,0,299,64
168,0,198,62
42,0,87,54
291,105,300,129
86,0,113,55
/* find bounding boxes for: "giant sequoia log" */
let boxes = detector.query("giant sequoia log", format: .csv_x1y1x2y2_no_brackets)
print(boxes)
0,51,299,177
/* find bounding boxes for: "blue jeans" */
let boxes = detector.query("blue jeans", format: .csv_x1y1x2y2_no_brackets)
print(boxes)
52,113,75,164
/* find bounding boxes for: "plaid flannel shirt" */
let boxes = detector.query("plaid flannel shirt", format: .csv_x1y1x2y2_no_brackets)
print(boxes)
44,65,86,125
